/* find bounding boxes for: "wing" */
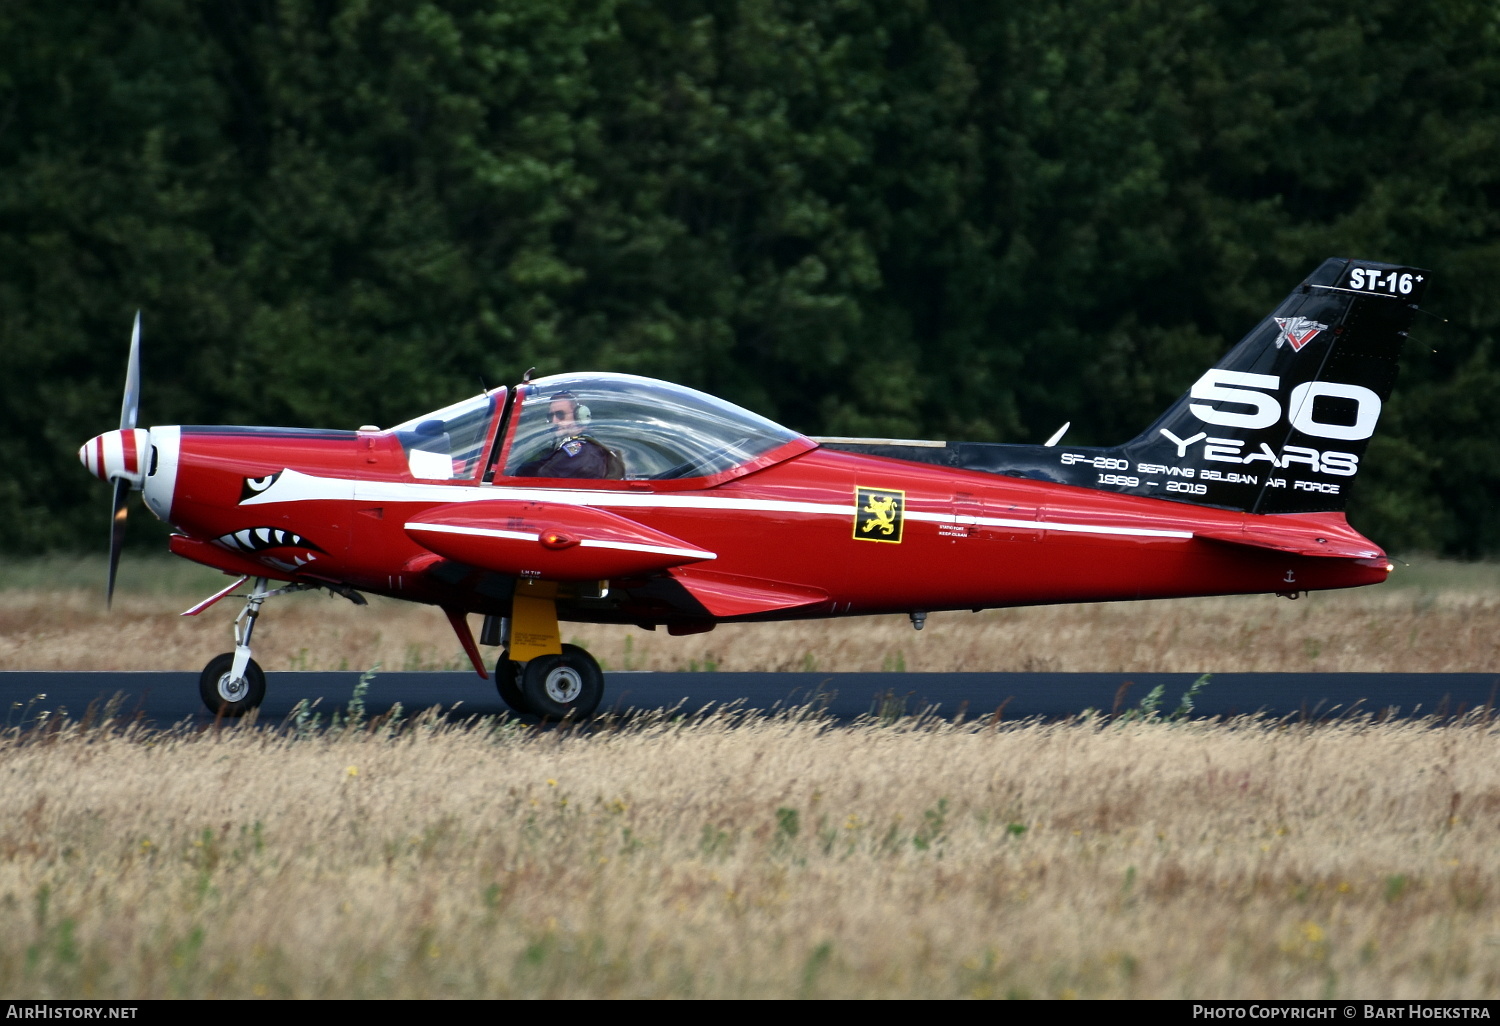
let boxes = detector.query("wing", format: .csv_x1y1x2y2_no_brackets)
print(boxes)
667,566,829,617
404,500,716,581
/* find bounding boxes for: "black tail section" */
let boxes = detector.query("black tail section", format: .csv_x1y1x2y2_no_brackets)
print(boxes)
924,256,1428,513
1107,258,1429,513
817,259,1429,513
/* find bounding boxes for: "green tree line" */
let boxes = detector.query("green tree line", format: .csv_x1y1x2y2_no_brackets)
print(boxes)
2,0,1497,554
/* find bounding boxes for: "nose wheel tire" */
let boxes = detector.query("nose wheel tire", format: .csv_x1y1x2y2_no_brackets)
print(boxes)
199,653,266,717
520,644,604,720
495,651,531,715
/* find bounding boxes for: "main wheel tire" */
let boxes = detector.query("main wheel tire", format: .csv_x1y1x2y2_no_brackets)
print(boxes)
199,653,266,717
519,644,604,720
495,650,531,714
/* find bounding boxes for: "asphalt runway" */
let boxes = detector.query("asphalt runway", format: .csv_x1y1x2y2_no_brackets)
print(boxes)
3,670,1498,729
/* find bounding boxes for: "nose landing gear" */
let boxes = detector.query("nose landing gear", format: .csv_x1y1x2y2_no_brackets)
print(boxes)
199,651,266,717
197,577,312,717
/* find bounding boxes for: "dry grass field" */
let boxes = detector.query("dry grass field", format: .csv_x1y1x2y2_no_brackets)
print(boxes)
3,709,1500,998
2,554,1499,673
1,555,1498,998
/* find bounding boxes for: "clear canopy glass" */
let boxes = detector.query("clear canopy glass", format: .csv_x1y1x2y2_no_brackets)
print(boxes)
391,391,503,480
501,372,805,481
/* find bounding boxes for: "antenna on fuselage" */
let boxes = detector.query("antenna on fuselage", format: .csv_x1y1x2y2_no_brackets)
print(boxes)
1043,421,1070,447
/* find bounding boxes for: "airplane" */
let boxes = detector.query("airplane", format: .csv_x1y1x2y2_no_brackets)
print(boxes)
79,257,1430,719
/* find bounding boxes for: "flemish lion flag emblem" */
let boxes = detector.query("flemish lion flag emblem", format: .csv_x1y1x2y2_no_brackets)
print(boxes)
854,487,905,543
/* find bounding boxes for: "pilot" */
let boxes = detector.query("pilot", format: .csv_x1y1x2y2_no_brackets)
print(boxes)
514,392,624,479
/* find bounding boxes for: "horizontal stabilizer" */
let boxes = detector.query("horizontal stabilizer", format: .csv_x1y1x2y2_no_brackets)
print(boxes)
1194,513,1383,560
668,566,829,618
405,500,715,581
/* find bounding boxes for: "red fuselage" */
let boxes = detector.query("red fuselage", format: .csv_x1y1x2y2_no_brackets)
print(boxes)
140,422,1387,627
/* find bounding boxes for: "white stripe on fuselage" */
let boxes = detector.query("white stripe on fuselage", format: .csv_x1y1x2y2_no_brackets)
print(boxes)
405,521,718,561
406,523,538,543
241,469,1192,541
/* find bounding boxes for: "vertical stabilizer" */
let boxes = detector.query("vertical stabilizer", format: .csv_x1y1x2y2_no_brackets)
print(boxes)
1117,258,1428,513
816,259,1430,515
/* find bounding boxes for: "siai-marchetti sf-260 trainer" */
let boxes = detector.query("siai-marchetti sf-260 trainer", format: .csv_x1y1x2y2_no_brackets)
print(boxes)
80,258,1429,718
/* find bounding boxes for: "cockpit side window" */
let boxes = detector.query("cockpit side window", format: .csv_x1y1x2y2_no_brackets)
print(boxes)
390,392,502,481
499,374,804,482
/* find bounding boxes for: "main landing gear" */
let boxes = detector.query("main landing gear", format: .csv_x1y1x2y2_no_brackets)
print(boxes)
493,644,604,720
198,577,317,717
479,586,604,719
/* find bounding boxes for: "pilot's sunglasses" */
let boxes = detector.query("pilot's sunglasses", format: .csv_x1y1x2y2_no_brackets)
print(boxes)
547,410,573,421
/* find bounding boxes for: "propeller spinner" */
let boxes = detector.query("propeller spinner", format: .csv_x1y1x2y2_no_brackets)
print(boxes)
78,312,145,607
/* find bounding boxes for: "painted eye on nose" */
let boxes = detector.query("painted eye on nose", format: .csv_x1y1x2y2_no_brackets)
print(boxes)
239,472,283,503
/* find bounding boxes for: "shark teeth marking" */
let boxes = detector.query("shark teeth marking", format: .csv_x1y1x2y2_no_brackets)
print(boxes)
211,528,323,555
263,555,316,572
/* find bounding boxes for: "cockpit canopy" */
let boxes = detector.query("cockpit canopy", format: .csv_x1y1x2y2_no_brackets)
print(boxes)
389,372,811,484
505,373,807,481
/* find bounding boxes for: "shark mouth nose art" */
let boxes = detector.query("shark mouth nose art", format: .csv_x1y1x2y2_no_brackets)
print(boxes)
212,528,325,555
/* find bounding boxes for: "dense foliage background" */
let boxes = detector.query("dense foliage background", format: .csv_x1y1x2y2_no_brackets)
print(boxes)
3,0,1498,555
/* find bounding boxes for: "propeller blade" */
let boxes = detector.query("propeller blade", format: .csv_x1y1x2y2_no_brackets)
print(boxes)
107,477,129,608
106,311,142,606
120,311,141,431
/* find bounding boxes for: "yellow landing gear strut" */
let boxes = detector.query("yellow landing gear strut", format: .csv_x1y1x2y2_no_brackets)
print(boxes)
445,580,604,720
508,580,563,662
